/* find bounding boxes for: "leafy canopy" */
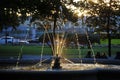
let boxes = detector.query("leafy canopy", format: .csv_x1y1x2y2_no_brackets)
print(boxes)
0,0,78,31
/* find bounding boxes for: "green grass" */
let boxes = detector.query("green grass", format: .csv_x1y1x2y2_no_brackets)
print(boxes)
0,45,52,57
101,39,120,44
0,45,119,58
63,47,119,58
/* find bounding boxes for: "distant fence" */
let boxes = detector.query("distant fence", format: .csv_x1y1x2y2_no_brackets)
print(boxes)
0,69,120,80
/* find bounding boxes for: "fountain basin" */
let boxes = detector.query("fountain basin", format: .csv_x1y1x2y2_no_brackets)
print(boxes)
0,68,120,80
0,55,120,66
0,55,120,80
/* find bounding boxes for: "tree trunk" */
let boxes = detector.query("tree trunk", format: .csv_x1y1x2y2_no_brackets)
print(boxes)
5,29,8,44
107,0,112,57
107,27,111,57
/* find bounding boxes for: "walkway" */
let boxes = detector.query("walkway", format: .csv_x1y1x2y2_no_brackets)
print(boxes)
0,55,120,66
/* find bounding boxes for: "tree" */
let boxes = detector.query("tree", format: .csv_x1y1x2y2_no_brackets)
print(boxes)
0,0,79,69
0,2,20,44
0,0,77,46
72,0,120,57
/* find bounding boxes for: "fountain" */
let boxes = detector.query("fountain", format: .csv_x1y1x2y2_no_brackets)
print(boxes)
0,24,120,80
1,20,120,71
0,5,120,80
0,5,120,71
0,2,120,80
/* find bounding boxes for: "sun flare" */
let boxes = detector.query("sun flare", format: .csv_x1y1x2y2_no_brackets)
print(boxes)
66,0,119,17
73,0,81,2
88,0,111,3
73,0,118,3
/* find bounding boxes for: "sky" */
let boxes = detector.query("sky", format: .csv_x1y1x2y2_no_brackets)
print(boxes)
68,0,119,17
73,0,111,3
73,0,120,3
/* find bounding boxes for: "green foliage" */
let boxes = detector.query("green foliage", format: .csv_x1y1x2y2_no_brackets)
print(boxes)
73,0,120,32
0,8,20,30
0,0,78,31
62,5,78,22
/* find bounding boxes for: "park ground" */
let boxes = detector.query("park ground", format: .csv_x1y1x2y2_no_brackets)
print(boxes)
0,39,120,58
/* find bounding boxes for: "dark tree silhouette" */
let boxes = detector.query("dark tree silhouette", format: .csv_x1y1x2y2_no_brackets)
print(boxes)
72,0,120,57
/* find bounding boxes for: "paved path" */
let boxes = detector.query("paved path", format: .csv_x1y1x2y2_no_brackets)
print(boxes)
0,55,120,66
0,55,52,66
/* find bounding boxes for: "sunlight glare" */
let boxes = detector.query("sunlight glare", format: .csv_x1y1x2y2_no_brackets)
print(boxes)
26,13,31,16
73,0,86,2
104,0,110,3
75,9,89,17
88,0,98,3
16,12,21,16
73,0,80,2
88,0,110,3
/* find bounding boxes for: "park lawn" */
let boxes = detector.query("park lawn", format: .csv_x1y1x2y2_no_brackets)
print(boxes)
63,47,119,58
0,45,52,57
0,45,119,58
100,39,120,44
